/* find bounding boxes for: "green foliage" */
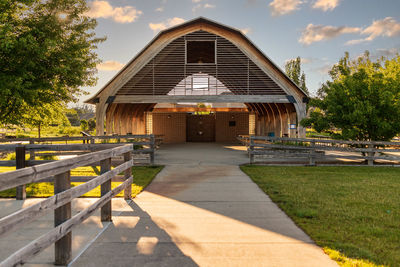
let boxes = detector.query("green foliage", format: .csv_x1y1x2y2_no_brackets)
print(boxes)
58,125,80,136
66,109,80,126
80,119,88,131
241,165,400,266
304,52,400,141
0,0,105,125
285,56,309,94
87,118,96,131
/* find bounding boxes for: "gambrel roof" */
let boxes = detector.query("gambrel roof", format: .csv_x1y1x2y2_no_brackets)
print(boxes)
86,17,308,105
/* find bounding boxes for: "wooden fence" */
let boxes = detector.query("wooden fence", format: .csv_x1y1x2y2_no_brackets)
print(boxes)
0,134,157,164
239,135,400,166
0,135,157,200
0,144,134,266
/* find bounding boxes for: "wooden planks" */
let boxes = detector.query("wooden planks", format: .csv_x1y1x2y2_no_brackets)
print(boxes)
0,160,132,238
54,171,72,265
0,177,132,267
245,135,400,166
0,145,132,192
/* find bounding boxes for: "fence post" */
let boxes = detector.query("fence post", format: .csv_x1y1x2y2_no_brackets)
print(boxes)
150,135,155,165
54,171,72,265
249,136,254,164
123,151,132,200
368,143,374,166
100,158,112,221
29,140,35,160
16,145,26,200
309,141,316,166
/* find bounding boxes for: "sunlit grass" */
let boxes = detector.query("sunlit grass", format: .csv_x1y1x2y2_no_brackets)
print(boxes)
241,166,400,267
0,166,163,198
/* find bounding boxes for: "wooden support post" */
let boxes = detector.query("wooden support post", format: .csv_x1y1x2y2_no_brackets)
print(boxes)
29,140,35,160
123,152,132,200
54,171,72,265
16,146,26,200
368,144,374,166
90,138,95,144
309,141,316,166
149,135,155,165
249,136,254,164
100,158,112,221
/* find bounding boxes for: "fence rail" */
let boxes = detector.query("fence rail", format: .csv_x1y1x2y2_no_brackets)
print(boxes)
238,135,400,166
0,144,134,266
0,135,157,200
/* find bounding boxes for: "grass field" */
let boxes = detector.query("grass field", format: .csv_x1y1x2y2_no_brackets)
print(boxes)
240,166,400,267
0,165,163,198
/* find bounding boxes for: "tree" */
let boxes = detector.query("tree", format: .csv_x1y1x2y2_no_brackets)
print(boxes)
285,57,308,94
301,51,400,141
23,103,70,138
0,0,104,125
66,109,80,126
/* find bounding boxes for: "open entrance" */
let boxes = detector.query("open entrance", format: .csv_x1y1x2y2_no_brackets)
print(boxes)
186,114,216,142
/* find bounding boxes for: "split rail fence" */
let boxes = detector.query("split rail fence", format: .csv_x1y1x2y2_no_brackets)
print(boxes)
0,134,160,165
239,135,400,166
0,144,134,266
0,135,158,200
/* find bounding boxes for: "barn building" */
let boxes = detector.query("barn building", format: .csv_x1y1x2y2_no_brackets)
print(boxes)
86,17,308,143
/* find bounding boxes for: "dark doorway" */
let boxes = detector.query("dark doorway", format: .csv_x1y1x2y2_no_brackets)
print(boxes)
186,114,215,142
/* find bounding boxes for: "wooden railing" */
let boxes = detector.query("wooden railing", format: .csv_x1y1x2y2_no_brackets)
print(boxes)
0,145,134,266
0,134,157,164
239,135,400,166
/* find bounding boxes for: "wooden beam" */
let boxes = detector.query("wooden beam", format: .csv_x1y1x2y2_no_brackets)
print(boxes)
152,107,248,112
15,146,26,200
113,95,290,104
54,171,72,265
100,158,112,222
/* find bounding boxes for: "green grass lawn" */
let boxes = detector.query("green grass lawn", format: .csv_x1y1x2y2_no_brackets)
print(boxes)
241,166,400,267
0,165,163,198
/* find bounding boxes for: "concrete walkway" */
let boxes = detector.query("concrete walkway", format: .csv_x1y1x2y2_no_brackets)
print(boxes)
71,143,337,267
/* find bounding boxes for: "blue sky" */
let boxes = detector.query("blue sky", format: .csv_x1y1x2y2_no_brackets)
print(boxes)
82,0,400,102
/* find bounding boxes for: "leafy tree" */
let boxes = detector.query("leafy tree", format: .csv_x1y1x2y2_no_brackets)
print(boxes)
80,119,88,131
66,109,80,126
285,57,308,94
302,52,400,141
23,103,70,138
87,118,96,132
0,0,104,125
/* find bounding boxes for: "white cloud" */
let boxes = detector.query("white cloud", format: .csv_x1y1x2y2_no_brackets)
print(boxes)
149,17,186,33
240,28,252,35
312,0,340,11
344,38,366,46
97,61,125,71
155,7,164,12
193,3,216,12
362,17,400,41
269,0,302,16
346,17,400,45
299,23,361,45
86,1,142,23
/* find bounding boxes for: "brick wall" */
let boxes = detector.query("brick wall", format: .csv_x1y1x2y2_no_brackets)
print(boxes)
152,113,186,143
215,112,249,142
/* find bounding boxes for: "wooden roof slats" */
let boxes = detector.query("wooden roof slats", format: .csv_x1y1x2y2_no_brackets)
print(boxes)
116,31,286,97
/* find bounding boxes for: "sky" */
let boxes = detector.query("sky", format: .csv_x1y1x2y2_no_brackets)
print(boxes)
81,0,400,103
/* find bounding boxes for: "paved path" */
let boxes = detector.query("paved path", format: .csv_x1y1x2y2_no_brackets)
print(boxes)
72,143,337,267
